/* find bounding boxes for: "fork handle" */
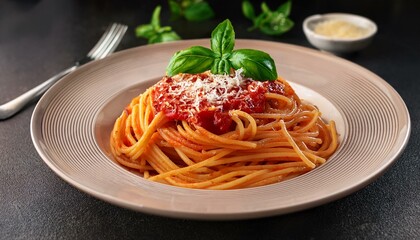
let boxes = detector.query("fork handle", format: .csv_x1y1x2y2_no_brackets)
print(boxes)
0,65,78,120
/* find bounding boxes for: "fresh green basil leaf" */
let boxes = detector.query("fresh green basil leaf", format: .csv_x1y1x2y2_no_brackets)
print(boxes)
162,31,181,42
165,19,279,81
151,6,161,28
250,12,268,30
185,2,214,21
148,35,161,44
166,46,215,76
282,18,294,31
211,58,232,74
243,1,294,36
211,19,235,56
242,1,256,20
135,4,182,44
149,31,181,44
168,0,182,20
276,0,292,16
260,13,294,35
261,2,271,13
135,24,155,38
272,17,294,34
157,26,173,34
229,49,277,81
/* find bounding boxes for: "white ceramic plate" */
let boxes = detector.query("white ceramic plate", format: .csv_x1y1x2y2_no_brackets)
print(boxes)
31,40,410,220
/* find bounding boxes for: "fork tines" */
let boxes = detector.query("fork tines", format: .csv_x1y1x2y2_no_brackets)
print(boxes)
88,23,128,60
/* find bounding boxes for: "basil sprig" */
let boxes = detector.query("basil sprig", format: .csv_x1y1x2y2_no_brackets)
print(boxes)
166,19,277,81
169,0,214,22
135,6,181,44
242,0,294,36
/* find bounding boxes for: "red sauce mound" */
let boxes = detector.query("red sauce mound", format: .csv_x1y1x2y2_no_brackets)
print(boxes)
152,71,294,134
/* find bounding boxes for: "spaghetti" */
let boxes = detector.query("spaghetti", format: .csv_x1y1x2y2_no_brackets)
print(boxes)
110,70,338,189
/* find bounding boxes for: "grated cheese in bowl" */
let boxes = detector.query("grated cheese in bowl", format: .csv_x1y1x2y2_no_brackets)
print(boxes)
303,13,377,53
314,19,369,39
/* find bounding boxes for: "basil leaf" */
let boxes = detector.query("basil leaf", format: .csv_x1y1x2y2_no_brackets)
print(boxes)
243,1,294,36
149,35,160,44
157,26,173,34
210,19,235,57
261,2,271,13
168,0,182,20
211,58,232,74
135,5,182,44
149,31,181,44
260,13,294,35
276,0,292,16
135,24,155,38
280,18,294,31
229,49,277,81
249,12,268,30
166,46,215,76
165,19,279,81
151,6,161,28
185,2,215,21
242,1,255,20
160,31,181,42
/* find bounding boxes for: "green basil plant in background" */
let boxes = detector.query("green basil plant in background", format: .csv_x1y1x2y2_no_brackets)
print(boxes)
166,19,278,81
135,1,294,44
135,6,181,44
242,0,294,35
168,0,214,21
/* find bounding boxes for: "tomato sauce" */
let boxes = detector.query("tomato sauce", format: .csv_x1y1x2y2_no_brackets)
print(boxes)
152,72,293,134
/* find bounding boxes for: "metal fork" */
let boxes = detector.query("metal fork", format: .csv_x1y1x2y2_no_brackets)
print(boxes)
0,23,128,120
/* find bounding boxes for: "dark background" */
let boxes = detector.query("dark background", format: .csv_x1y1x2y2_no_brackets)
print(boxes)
0,0,419,239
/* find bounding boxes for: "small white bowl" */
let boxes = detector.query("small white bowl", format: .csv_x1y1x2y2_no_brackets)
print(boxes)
303,13,377,54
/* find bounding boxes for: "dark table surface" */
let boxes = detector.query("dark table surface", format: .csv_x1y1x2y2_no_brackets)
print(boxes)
1,0,419,239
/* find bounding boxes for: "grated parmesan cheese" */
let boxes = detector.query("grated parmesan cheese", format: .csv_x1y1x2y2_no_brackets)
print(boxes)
314,19,368,39
164,69,261,115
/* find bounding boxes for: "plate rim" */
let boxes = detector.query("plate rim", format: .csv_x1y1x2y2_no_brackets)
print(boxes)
30,39,411,220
